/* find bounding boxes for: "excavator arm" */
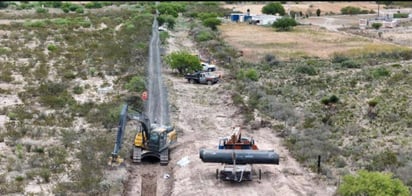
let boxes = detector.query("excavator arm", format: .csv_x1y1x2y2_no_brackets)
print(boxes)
110,104,152,165
110,104,128,164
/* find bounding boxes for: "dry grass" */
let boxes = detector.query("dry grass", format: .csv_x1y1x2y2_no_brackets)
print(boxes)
218,23,396,61
223,1,379,15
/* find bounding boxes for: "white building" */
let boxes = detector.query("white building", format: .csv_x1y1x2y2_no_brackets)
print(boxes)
251,15,282,26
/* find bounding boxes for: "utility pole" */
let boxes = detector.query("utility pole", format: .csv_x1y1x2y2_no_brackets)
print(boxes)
378,3,380,18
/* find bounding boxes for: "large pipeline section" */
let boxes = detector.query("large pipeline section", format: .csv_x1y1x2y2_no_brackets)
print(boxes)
199,149,279,165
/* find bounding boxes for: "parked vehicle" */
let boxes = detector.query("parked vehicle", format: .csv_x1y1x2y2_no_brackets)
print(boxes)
184,71,219,85
201,62,216,72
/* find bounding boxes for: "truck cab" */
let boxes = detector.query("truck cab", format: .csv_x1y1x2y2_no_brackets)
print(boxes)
201,62,216,72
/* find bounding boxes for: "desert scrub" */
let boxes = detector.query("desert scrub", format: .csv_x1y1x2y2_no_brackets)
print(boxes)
294,65,317,75
53,132,113,195
236,68,259,81
371,67,390,78
36,81,75,109
159,31,169,45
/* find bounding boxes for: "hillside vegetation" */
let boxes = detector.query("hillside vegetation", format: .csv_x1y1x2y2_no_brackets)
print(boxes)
0,2,153,195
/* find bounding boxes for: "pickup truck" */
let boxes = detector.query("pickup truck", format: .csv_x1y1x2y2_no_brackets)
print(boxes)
184,71,219,85
201,62,216,72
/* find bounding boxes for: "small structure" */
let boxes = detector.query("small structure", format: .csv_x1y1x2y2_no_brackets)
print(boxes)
382,19,398,28
359,17,399,29
359,19,367,29
250,15,282,26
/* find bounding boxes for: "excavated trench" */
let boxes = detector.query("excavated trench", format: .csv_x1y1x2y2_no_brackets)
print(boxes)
124,13,171,196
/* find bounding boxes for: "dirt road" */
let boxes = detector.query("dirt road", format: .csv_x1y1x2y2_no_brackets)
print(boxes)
162,16,336,196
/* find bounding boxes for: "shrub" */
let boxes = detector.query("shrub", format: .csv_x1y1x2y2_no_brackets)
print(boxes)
157,15,166,26
85,2,103,9
76,7,84,13
321,97,330,106
36,7,49,14
202,17,221,30
329,95,339,104
73,85,83,94
39,169,51,183
372,22,382,30
294,65,317,75
245,68,259,81
38,82,75,109
165,15,175,29
272,17,297,31
23,20,46,28
338,170,410,196
158,15,175,30
62,7,69,13
316,8,321,16
331,54,349,63
372,67,390,78
262,54,280,66
393,13,408,18
47,44,57,51
262,2,285,16
195,30,213,42
159,31,169,44
0,69,14,82
368,99,378,107
15,176,24,182
341,6,362,15
198,12,218,21
341,60,360,68
321,95,339,105
69,4,81,12
125,76,146,93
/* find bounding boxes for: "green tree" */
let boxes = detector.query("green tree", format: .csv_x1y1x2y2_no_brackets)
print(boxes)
338,170,410,196
164,51,201,74
165,15,176,29
202,17,221,30
262,2,286,16
372,22,382,30
316,8,321,16
157,15,166,26
272,17,298,31
0,2,9,8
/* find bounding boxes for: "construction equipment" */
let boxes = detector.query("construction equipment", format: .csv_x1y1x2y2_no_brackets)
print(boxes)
110,104,177,166
199,127,279,182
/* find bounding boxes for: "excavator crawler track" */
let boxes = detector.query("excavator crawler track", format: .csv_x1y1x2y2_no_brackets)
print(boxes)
133,146,142,163
160,149,169,166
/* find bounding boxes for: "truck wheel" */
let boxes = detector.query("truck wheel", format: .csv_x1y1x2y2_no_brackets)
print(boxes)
207,80,212,85
189,79,194,84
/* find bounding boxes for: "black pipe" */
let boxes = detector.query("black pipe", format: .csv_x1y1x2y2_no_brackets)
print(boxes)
199,149,279,165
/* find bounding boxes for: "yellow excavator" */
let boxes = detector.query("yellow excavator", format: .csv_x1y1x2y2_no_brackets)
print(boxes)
110,104,177,166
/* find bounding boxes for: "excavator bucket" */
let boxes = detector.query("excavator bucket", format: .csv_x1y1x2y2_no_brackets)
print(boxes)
108,156,125,167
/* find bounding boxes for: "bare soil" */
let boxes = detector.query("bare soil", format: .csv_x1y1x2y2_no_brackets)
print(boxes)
162,16,336,196
218,22,392,62
222,2,379,16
